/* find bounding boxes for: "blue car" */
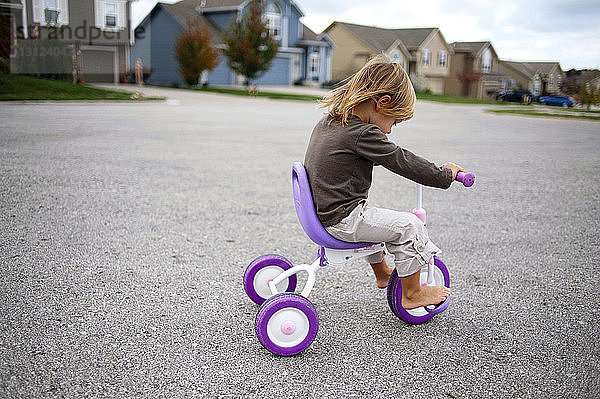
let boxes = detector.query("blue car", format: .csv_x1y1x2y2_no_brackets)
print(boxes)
539,94,573,107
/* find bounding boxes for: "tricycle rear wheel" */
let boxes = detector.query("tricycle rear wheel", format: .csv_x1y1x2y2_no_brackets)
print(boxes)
244,254,297,305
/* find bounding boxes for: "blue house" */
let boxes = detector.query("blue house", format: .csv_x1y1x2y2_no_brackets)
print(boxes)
131,0,334,87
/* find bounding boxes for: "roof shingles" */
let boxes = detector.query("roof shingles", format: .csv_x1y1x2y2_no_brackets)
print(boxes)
451,41,488,55
160,1,224,43
334,22,435,51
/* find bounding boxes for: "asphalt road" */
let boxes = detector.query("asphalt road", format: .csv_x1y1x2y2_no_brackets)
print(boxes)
1,86,599,398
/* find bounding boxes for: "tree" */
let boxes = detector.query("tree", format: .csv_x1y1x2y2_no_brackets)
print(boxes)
581,81,600,111
560,69,581,96
222,0,279,86
175,20,219,86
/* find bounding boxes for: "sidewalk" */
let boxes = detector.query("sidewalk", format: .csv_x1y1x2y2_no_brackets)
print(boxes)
90,83,330,98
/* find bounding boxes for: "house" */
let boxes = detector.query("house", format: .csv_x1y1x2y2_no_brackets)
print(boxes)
321,21,453,94
1,0,23,68
499,60,564,96
445,41,504,99
524,62,564,95
9,0,135,83
131,0,333,87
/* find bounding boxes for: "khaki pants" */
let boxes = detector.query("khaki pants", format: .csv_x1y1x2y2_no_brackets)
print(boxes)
325,201,440,277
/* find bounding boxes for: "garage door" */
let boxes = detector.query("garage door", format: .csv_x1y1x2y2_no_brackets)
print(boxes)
427,77,444,94
252,56,290,85
81,48,115,83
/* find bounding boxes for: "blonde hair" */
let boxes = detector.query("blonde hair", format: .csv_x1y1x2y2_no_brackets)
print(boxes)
319,54,416,125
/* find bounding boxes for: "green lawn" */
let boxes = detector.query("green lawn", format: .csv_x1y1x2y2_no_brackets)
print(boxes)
487,109,600,121
0,74,163,101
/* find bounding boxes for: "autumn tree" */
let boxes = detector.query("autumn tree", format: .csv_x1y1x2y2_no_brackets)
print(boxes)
222,0,278,86
175,20,219,86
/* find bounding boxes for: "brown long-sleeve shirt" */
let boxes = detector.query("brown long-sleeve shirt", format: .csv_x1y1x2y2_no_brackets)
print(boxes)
304,114,452,227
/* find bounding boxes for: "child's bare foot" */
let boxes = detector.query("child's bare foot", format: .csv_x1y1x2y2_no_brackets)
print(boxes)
370,260,394,288
375,268,394,288
401,285,450,310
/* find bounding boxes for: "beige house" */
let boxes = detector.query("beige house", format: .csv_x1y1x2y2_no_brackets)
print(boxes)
498,60,534,92
445,41,504,99
499,61,564,96
322,21,453,94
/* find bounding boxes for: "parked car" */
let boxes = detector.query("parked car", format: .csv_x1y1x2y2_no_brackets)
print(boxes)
539,94,573,107
496,89,533,104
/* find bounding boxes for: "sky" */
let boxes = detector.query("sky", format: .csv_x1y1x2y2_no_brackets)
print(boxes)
131,0,600,70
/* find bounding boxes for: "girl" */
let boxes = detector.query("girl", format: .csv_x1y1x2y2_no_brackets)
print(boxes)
304,54,463,310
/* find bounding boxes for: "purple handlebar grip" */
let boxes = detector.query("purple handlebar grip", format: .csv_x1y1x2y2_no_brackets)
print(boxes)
455,171,475,187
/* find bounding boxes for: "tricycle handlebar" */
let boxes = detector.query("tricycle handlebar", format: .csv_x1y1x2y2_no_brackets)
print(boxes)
455,171,475,187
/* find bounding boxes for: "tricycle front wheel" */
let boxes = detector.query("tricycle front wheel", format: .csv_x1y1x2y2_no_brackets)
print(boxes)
387,256,450,324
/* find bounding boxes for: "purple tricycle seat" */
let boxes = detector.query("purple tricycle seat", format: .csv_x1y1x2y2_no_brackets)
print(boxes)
292,162,376,250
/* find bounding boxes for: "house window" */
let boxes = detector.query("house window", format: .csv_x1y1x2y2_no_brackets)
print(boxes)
421,49,430,67
265,3,282,40
95,0,125,30
482,49,491,73
438,51,447,68
105,2,117,28
34,0,69,26
390,50,403,65
44,0,59,25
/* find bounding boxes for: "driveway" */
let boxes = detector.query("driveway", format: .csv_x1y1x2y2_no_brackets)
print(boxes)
1,86,599,398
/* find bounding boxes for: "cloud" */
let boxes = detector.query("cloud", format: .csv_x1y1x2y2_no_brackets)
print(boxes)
131,0,179,26
300,0,600,68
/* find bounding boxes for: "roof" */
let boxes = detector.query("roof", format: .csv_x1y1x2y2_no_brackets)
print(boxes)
157,1,223,43
327,22,437,51
161,1,204,27
451,41,488,55
297,24,332,47
302,24,318,41
500,60,563,79
522,61,561,75
195,0,246,9
195,0,304,16
500,60,535,78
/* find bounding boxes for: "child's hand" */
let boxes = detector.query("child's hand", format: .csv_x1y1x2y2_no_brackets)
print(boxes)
442,162,465,181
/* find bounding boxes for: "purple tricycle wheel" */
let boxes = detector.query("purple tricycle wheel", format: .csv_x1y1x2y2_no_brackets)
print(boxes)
244,255,297,305
386,256,450,324
255,293,319,356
